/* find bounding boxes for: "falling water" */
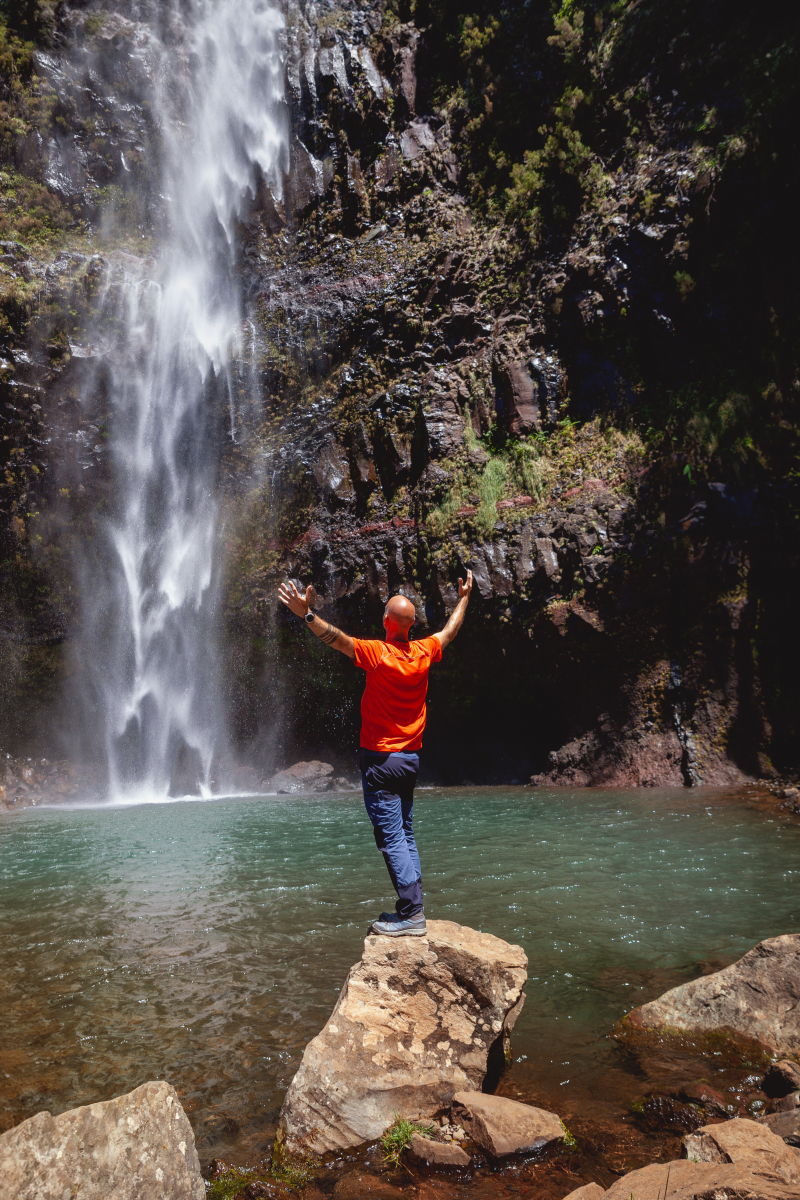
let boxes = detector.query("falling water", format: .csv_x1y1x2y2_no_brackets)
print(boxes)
79,0,287,799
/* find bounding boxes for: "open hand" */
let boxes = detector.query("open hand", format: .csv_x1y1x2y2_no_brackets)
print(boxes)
278,579,317,617
458,569,473,600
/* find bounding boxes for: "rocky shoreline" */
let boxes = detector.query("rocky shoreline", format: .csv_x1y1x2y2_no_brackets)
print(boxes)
3,927,798,1200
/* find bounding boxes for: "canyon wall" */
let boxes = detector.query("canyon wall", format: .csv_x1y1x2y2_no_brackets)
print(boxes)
0,0,798,785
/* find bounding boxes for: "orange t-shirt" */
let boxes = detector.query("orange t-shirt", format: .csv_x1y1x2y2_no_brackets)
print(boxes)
352,635,442,752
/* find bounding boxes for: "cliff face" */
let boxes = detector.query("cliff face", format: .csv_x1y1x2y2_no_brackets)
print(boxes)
0,0,798,785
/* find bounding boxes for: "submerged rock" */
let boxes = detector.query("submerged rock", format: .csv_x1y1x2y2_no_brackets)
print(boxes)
620,933,800,1056
276,920,527,1154
268,760,335,793
0,1080,203,1200
450,1090,565,1157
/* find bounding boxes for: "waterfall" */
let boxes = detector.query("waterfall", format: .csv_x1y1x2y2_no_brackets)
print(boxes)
78,0,287,800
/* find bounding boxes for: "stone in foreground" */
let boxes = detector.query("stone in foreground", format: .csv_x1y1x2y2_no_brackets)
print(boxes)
0,1080,204,1200
682,1117,800,1187
269,760,334,794
450,1091,564,1157
561,1185,605,1200
277,920,527,1154
603,1160,796,1200
406,1131,471,1168
620,933,800,1056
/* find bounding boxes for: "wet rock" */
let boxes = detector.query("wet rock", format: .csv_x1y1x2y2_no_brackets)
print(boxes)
772,1091,800,1114
561,1185,605,1200
682,1117,800,1187
496,361,540,435
603,1159,795,1200
528,351,568,428
632,1093,705,1133
622,934,800,1056
763,1061,800,1098
276,920,527,1154
450,1091,564,1158
268,760,335,794
313,440,355,508
400,121,435,161
534,537,560,579
419,369,467,458
169,741,203,797
679,1080,731,1117
389,25,420,120
0,1080,203,1200
238,1182,294,1200
760,1108,800,1146
347,421,378,501
406,1131,471,1168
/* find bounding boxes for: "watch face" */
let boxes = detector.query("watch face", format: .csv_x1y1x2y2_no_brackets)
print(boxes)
305,611,315,622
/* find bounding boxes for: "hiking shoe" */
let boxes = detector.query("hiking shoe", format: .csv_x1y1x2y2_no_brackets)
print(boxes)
370,914,427,937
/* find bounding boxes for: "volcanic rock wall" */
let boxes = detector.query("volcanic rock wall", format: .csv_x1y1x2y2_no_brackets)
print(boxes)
0,0,798,784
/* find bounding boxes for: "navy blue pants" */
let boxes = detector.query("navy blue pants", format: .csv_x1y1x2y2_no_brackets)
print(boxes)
359,749,423,919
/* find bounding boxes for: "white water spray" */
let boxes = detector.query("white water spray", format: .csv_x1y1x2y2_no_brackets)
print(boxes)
81,0,287,799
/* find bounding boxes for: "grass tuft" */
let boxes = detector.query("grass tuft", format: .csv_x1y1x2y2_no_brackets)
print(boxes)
381,1115,438,1168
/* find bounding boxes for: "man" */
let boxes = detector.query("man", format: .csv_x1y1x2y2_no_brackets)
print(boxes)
277,572,473,937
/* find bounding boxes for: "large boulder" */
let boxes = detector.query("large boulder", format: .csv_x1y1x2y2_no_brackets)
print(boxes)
603,1160,796,1200
620,934,800,1056
450,1090,564,1157
561,1186,605,1200
682,1117,800,1187
268,760,335,794
276,920,527,1154
0,1081,204,1200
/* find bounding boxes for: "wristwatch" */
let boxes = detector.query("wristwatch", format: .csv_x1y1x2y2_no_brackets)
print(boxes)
304,611,315,623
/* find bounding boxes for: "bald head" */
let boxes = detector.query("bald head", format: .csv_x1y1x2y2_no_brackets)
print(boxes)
384,594,416,640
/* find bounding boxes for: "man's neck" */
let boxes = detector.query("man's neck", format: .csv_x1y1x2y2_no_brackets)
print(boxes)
385,631,410,643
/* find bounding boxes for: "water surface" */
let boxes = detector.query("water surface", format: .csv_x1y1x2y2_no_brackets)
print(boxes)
1,788,797,1160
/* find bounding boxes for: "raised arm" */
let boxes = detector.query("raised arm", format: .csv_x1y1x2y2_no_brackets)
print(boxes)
278,581,355,659
434,570,473,651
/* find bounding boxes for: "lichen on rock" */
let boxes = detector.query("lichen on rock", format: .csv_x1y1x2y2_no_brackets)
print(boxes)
276,919,527,1154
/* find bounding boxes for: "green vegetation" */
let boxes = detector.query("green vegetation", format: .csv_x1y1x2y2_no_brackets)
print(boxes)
381,1115,437,1168
0,0,58,44
425,416,642,539
560,1121,578,1149
206,1165,258,1200
0,12,77,255
205,1149,319,1199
